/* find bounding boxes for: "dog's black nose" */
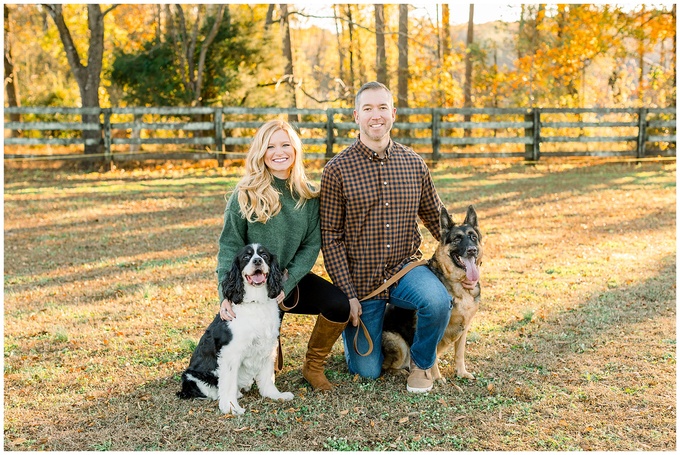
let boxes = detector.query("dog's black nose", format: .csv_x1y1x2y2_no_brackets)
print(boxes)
466,246,478,256
253,257,263,266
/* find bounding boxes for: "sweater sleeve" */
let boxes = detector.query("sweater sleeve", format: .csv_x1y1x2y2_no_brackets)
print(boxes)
280,197,321,297
216,193,248,300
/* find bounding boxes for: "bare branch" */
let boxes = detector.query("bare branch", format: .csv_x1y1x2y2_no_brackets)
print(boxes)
195,4,226,105
102,5,118,17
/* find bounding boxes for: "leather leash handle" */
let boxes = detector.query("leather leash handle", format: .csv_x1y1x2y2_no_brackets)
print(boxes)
352,318,374,357
353,259,428,357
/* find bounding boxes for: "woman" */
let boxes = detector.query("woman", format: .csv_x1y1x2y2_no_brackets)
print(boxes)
216,119,352,391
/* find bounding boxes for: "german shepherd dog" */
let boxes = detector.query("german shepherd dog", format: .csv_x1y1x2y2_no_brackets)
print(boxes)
382,205,482,382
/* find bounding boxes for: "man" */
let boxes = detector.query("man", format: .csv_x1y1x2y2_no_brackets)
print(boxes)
319,81,452,393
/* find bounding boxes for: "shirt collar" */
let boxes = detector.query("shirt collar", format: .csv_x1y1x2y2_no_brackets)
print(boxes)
355,135,394,162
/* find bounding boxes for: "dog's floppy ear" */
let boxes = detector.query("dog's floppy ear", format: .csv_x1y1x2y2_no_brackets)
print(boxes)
463,205,479,230
439,206,455,239
222,257,245,304
266,255,284,299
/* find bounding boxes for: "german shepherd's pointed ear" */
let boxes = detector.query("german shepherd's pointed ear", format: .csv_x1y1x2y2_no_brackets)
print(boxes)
463,205,478,229
222,259,245,304
266,255,284,300
439,206,455,238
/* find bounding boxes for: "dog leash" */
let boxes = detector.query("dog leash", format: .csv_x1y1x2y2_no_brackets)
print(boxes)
353,259,429,357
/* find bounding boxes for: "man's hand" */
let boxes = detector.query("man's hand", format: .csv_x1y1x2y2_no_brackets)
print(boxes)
219,298,236,321
348,298,362,326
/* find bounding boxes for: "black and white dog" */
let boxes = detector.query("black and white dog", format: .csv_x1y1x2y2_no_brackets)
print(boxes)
177,243,294,415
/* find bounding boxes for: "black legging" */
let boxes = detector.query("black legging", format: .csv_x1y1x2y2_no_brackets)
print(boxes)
280,273,350,323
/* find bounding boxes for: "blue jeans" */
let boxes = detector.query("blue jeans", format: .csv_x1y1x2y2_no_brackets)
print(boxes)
341,265,452,379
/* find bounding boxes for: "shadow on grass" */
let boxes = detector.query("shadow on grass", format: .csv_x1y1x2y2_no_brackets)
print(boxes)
10,256,674,451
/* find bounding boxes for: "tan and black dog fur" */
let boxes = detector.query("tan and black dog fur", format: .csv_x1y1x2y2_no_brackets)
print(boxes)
382,205,482,382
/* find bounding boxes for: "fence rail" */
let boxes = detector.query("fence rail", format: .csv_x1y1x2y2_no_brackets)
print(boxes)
4,106,676,162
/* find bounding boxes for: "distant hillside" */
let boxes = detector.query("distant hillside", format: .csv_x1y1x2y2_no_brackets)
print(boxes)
450,21,519,69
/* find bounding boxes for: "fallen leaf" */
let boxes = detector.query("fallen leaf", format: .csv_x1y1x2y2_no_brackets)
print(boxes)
398,417,408,424
339,409,349,416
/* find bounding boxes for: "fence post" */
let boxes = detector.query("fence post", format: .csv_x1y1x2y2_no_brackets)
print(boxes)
103,108,112,164
431,108,440,163
524,110,534,161
326,108,335,160
534,108,541,161
636,107,647,159
214,107,224,166
524,109,541,161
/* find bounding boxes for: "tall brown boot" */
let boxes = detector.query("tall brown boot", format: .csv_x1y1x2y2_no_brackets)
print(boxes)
302,315,347,391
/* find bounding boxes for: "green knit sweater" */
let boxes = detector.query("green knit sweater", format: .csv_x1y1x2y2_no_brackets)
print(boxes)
216,177,320,299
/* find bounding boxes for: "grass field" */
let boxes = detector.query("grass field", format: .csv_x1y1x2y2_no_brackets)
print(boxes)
3,159,676,451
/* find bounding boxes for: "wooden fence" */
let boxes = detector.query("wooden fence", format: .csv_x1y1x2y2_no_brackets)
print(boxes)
4,106,676,162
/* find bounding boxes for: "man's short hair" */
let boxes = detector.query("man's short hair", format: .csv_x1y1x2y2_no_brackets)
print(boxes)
355,81,393,110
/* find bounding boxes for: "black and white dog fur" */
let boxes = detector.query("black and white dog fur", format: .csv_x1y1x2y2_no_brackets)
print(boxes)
177,243,294,415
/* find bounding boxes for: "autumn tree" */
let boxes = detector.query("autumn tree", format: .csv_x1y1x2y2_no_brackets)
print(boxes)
4,5,21,135
463,5,474,136
279,4,298,121
397,3,409,124
111,5,279,107
43,4,117,155
374,4,387,86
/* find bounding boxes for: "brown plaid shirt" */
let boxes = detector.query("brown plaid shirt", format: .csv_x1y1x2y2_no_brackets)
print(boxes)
320,137,443,301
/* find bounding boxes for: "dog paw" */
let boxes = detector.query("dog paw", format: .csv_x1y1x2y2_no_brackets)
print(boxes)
275,391,294,401
219,400,245,415
456,370,475,380
435,377,447,384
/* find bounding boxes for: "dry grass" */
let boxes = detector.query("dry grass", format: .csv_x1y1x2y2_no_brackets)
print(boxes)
4,159,676,451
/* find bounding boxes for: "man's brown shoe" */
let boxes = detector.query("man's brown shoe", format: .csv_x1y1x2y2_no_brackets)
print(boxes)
406,360,433,393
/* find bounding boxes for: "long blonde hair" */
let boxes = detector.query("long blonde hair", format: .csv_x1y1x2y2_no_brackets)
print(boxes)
236,119,319,223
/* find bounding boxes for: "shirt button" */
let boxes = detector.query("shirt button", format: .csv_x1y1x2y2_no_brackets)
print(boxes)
385,202,389,207
386,223,390,228
387,244,391,249
383,181,388,185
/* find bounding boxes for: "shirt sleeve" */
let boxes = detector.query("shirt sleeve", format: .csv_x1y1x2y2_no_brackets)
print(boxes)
418,159,444,242
216,192,248,300
319,163,358,300
280,197,321,297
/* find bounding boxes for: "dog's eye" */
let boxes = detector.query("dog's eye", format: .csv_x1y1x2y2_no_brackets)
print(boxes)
260,253,269,260
470,234,477,242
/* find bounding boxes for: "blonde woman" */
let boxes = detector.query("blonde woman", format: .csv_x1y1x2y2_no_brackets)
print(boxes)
216,119,351,391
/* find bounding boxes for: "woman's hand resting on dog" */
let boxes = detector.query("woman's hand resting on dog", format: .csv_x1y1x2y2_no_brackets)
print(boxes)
220,299,236,321
220,291,286,321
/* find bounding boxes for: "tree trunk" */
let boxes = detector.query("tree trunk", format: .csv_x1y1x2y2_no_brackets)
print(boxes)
280,4,298,122
4,5,21,137
463,4,474,137
397,3,409,130
333,5,346,87
194,5,225,106
374,4,387,86
672,5,677,106
441,4,451,59
346,5,356,94
264,4,275,30
397,4,409,108
44,4,114,157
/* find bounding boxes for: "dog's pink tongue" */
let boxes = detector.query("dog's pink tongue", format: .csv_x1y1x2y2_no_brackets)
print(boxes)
463,257,480,282
250,271,266,284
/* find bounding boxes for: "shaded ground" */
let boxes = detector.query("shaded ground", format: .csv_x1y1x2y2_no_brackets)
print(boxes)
4,159,676,450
